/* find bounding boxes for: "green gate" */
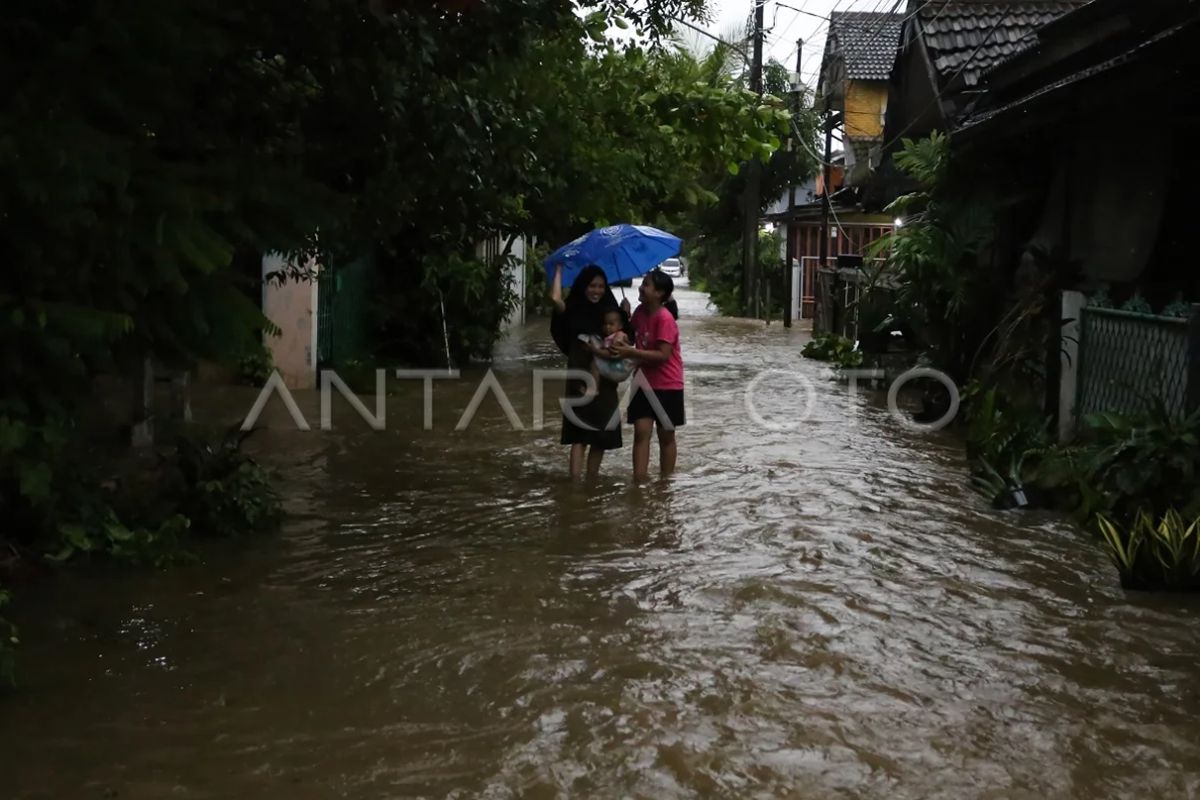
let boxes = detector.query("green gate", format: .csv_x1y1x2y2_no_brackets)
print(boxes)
316,255,373,369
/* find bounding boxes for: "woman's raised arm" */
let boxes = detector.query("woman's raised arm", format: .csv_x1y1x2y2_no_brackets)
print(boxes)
549,263,566,313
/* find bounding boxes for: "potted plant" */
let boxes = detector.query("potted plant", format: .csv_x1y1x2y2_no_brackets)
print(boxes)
972,452,1031,510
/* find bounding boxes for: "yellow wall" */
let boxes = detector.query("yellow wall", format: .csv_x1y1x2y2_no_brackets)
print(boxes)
844,80,888,139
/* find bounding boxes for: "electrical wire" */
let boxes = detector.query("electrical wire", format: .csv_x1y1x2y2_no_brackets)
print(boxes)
797,0,877,82
781,2,1020,255
875,8,1017,154
668,14,753,64
798,0,943,85
834,0,920,73
764,0,806,51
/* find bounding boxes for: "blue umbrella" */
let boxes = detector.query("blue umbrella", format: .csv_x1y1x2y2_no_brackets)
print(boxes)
544,224,681,288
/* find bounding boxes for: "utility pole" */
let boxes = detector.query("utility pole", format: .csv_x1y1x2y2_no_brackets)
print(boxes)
741,0,765,319
818,109,839,334
784,38,802,329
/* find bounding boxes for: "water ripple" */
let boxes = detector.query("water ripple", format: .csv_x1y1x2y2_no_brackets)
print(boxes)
5,288,1200,799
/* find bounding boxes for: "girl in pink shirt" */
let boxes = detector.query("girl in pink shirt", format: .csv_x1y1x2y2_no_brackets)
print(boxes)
613,269,685,480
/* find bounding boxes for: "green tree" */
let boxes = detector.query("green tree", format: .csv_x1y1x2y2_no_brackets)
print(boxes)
1,0,789,557
666,50,820,315
867,132,997,379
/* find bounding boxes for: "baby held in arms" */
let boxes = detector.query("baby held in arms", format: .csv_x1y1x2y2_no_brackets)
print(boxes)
578,307,634,394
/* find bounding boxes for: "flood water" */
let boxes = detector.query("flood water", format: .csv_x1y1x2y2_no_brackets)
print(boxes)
5,286,1200,799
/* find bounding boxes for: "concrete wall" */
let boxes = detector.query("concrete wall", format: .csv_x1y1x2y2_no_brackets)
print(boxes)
261,254,319,389
476,234,530,332
504,236,527,330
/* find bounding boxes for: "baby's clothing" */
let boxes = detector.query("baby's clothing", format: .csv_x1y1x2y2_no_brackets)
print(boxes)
578,334,634,382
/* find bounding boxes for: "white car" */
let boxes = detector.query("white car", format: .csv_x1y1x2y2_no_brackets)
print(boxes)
658,257,683,279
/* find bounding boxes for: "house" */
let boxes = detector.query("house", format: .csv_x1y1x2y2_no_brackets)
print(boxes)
954,0,1200,295
764,165,893,323
884,1,1086,137
867,0,1087,207
818,11,905,186
771,11,901,327
950,0,1200,431
852,0,1200,430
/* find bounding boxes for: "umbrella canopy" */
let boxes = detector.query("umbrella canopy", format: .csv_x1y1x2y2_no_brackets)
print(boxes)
544,224,681,287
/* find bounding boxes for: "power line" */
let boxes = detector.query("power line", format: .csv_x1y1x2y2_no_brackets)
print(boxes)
798,0,883,83
668,15,752,64
798,0,944,87
832,0,904,73
794,0,864,82
765,0,812,50
811,0,894,74
809,0,947,135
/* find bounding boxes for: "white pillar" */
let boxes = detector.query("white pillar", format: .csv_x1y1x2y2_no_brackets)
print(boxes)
791,260,801,321
130,356,154,447
261,253,318,389
1058,290,1085,442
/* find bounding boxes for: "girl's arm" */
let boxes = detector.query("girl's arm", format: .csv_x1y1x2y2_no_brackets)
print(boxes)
611,341,671,364
549,264,566,313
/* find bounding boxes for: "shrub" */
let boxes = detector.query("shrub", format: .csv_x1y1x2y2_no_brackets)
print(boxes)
172,428,283,537
801,332,863,369
1097,510,1200,590
1031,405,1200,524
236,342,275,386
0,585,16,688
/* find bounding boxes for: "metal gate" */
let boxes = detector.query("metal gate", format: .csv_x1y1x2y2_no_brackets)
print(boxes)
1076,306,1192,419
315,255,372,369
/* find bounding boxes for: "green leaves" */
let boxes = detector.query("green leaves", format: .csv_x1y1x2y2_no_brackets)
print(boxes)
872,133,996,378
1096,509,1200,589
583,10,609,42
802,333,863,369
17,462,52,504
173,429,283,538
0,418,29,455
1097,514,1143,575
0,583,16,688
894,131,950,188
1,0,754,564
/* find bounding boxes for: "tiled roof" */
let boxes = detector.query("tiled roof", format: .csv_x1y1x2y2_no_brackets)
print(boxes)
958,15,1193,135
919,1,1088,87
828,11,904,80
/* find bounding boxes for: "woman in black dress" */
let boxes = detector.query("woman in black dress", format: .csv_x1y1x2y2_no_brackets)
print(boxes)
549,263,632,479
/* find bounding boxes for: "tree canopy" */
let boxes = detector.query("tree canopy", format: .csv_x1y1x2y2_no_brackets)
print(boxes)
0,0,796,559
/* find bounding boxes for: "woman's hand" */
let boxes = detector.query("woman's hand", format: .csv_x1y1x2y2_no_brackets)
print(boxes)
609,343,637,359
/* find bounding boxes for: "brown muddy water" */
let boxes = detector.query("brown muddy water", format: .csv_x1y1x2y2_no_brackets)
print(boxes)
4,287,1200,799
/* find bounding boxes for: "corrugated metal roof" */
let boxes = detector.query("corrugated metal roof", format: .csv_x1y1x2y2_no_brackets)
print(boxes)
828,11,904,80
919,2,1088,87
